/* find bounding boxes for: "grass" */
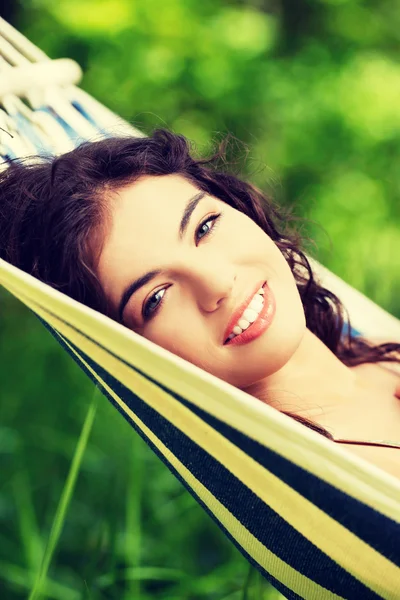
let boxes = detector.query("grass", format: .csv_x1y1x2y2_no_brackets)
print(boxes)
28,389,99,600
0,290,285,600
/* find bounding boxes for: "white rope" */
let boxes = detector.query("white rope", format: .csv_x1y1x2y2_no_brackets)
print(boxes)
0,33,30,66
0,16,48,62
0,59,82,99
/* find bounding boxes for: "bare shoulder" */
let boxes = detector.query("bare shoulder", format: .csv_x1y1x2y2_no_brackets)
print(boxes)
338,442,400,482
371,335,400,381
353,335,400,378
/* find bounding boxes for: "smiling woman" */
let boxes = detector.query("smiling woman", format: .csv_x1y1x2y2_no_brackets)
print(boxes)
1,129,400,478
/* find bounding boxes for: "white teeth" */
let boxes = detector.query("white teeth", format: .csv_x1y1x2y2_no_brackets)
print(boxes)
249,295,263,311
226,287,266,342
235,295,263,329
243,308,258,323
238,318,250,330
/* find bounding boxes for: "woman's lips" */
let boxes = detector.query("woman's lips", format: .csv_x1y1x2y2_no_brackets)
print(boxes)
224,282,276,346
223,279,266,344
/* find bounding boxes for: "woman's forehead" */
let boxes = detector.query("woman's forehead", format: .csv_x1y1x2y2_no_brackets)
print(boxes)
109,174,209,240
96,174,211,305
115,174,200,210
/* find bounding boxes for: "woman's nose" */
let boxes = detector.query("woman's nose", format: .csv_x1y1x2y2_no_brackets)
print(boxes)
187,260,235,313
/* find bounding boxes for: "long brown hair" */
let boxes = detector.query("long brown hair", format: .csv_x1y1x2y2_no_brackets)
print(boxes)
1,129,399,439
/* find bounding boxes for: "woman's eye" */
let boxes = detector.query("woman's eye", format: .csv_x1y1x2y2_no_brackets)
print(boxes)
195,213,221,244
143,287,166,320
142,213,222,322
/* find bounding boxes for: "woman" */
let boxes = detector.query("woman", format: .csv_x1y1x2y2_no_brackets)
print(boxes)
1,129,400,479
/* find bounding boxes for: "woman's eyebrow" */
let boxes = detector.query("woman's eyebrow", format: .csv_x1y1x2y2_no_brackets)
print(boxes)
118,190,206,322
178,191,205,239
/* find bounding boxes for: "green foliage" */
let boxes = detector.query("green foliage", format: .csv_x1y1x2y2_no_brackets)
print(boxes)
1,0,400,597
15,0,400,311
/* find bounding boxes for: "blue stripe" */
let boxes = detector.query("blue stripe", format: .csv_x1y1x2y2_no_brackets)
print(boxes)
13,113,52,154
1,145,16,160
71,100,110,138
35,316,387,599
37,107,79,142
39,318,304,600
183,397,400,563
341,322,361,338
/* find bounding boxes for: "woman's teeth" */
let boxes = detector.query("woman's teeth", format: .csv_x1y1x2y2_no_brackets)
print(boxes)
227,288,265,341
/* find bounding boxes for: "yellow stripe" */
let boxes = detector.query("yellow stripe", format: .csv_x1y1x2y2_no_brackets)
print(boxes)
1,261,400,523
54,329,345,600
7,285,400,599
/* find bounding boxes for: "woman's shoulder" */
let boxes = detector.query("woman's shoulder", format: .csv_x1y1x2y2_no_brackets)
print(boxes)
337,343,400,481
335,441,400,481
367,334,400,385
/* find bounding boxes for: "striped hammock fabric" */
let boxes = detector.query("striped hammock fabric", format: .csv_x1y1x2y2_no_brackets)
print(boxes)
1,17,400,600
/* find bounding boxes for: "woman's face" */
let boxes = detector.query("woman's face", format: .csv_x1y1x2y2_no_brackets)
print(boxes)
96,174,306,390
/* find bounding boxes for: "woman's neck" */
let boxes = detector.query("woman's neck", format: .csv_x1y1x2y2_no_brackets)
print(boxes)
243,329,359,423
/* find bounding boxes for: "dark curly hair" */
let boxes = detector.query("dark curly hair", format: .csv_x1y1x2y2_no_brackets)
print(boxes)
1,129,399,439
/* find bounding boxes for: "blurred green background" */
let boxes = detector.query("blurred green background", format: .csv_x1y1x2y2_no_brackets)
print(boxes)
1,0,400,598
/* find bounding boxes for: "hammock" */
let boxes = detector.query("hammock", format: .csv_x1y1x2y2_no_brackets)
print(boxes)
1,17,400,600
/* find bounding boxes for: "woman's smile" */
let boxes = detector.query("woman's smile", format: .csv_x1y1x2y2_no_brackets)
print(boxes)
224,281,276,346
96,172,305,391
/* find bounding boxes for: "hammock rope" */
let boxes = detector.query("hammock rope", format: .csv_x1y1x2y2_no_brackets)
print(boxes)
1,17,400,600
